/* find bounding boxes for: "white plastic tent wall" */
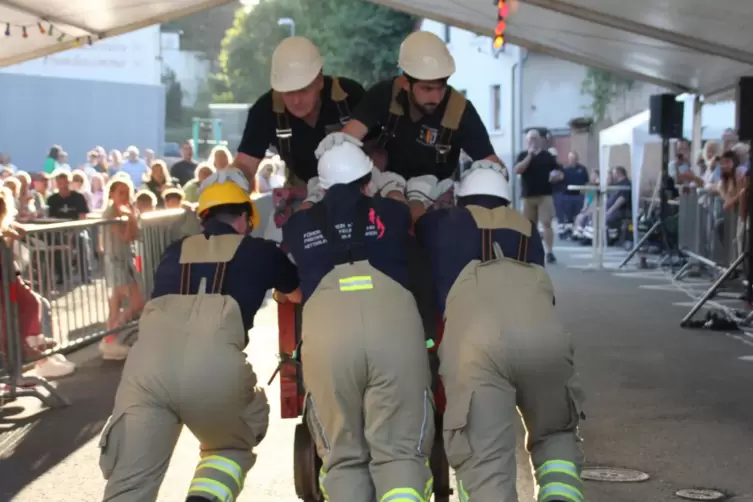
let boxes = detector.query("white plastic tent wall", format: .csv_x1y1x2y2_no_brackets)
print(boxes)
599,110,654,244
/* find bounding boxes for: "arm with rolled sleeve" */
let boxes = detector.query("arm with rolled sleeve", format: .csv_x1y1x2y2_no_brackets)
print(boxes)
263,240,301,302
235,94,276,190
457,101,508,177
340,80,393,140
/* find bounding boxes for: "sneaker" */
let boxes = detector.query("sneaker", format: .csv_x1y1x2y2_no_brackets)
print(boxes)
546,252,557,264
99,338,130,361
51,353,76,369
35,358,75,379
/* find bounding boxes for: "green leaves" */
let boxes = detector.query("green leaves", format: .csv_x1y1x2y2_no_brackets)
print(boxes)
580,68,634,124
215,0,417,103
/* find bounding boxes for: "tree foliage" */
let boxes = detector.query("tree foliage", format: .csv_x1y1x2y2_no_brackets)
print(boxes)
215,0,417,103
162,68,184,125
162,1,241,65
580,68,634,124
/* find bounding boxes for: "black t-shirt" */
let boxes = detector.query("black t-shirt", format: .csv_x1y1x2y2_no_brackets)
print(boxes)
351,78,495,180
170,160,197,187
47,191,89,220
516,150,561,197
238,76,365,183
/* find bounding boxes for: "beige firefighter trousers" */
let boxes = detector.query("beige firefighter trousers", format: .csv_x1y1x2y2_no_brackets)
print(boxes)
302,261,435,502
98,294,270,502
440,258,585,502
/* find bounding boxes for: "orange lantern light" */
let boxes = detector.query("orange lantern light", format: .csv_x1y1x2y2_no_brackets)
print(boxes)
493,0,507,50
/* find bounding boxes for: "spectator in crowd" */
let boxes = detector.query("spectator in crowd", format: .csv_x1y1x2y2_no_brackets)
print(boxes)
108,149,123,177
31,172,49,211
47,170,92,285
162,187,186,209
134,190,157,214
733,143,749,178
43,145,63,174
169,140,197,186
99,177,144,360
13,171,37,221
119,146,149,187
83,150,104,176
702,140,722,187
670,138,693,183
90,173,106,211
557,151,590,233
3,177,21,211
71,169,94,211
604,166,632,226
181,162,214,203
572,169,601,238
143,160,179,208
0,187,76,378
0,152,17,172
0,168,12,181
256,158,284,193
715,151,746,247
144,148,156,168
209,144,233,171
514,129,562,263
57,151,72,172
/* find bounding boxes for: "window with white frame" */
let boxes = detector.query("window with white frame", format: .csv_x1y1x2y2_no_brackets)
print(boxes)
491,85,501,130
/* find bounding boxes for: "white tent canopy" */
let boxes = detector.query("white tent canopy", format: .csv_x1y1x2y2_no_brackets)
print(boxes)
0,0,234,67
2,0,752,97
369,0,753,98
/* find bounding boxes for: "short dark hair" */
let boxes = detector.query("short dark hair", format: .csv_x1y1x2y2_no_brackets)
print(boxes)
613,166,628,178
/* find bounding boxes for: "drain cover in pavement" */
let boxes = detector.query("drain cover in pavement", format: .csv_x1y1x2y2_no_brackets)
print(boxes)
581,467,650,482
675,489,726,500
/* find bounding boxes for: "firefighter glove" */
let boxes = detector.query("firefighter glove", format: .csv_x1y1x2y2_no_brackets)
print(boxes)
314,132,364,160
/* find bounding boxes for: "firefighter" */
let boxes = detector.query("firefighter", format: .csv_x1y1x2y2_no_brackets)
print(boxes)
413,160,585,502
98,168,301,502
319,30,507,183
234,35,365,191
280,142,435,502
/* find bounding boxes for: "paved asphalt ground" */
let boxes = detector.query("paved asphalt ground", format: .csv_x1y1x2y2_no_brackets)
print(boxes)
2,244,753,502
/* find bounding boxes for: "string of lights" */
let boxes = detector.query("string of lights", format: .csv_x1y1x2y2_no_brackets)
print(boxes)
493,0,509,50
2,19,96,47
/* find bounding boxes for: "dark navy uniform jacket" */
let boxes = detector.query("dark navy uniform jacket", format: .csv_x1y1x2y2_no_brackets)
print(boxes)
152,220,300,343
560,164,590,195
415,196,546,313
281,184,412,302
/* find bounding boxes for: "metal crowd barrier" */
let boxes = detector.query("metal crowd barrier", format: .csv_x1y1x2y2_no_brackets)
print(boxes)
675,186,748,326
0,209,197,407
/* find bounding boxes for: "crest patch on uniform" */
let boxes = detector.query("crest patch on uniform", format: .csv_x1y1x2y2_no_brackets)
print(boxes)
416,125,439,147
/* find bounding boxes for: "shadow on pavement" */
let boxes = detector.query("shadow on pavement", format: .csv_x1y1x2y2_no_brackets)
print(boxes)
0,355,124,500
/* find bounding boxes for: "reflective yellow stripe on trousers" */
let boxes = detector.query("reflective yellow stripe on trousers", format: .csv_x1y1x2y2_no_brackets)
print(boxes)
536,460,584,502
188,455,245,502
381,487,426,502
339,275,374,292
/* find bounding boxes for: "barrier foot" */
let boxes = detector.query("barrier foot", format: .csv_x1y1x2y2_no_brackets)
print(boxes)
680,252,747,327
15,376,71,409
673,261,693,281
618,220,662,268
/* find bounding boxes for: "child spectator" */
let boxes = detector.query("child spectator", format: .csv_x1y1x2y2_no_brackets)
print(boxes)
98,178,144,361
0,188,75,378
134,190,157,214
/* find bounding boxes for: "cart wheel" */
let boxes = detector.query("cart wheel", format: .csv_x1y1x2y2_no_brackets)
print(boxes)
293,420,324,502
430,413,452,502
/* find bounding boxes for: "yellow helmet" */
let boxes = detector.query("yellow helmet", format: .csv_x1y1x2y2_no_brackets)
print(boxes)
198,169,260,229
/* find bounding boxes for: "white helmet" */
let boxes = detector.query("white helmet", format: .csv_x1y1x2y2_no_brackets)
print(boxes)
318,142,374,189
456,160,510,200
270,37,323,92
398,31,456,81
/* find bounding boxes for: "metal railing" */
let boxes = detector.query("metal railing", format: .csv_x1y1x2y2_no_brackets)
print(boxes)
0,209,196,407
674,186,749,326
